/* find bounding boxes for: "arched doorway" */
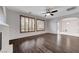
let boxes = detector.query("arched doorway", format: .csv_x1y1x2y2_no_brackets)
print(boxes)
60,17,79,36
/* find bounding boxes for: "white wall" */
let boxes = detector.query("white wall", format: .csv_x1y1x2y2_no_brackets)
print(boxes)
0,7,12,53
0,6,5,23
0,25,13,53
47,18,59,34
6,9,48,40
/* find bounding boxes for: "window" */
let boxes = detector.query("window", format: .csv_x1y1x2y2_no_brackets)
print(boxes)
20,16,25,32
29,18,35,32
20,15,45,33
36,20,45,31
25,17,29,32
20,15,35,33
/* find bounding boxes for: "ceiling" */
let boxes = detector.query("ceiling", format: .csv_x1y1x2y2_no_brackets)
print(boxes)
6,6,79,19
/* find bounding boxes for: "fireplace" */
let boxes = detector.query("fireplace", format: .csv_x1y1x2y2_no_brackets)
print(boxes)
0,32,2,50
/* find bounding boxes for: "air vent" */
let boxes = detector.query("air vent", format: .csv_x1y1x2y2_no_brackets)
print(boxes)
66,7,77,11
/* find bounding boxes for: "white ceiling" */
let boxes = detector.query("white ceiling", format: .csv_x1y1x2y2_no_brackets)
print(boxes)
6,6,79,19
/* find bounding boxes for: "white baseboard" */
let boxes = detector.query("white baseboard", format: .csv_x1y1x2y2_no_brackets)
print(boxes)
60,32,79,37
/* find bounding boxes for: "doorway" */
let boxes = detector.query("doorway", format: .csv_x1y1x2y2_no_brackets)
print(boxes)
60,17,79,36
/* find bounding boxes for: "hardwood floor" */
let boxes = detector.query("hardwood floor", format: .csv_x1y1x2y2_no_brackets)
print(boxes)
9,33,79,53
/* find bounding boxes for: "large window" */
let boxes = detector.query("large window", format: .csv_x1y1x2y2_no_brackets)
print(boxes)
20,15,45,33
20,15,35,33
36,20,45,31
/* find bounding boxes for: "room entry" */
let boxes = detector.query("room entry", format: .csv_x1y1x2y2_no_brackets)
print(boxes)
60,17,79,35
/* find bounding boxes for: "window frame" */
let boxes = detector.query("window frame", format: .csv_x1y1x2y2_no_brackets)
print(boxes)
20,15,35,33
36,19,45,31
28,17,35,32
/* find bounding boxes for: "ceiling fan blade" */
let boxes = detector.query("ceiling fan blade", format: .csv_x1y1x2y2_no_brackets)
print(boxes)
51,10,58,13
50,14,54,16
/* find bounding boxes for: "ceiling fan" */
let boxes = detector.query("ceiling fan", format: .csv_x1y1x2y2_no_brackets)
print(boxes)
42,8,58,17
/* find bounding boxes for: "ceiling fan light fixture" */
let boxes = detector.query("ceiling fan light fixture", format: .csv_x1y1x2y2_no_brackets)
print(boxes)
46,13,50,16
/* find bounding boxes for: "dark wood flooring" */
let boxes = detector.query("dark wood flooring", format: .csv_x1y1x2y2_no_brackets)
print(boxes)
9,33,79,53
